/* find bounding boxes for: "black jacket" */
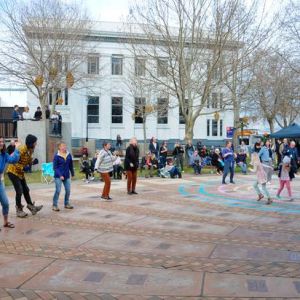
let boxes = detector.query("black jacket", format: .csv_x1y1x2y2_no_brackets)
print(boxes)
124,145,140,170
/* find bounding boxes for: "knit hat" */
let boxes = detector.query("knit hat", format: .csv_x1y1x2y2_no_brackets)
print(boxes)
25,134,38,148
282,156,291,164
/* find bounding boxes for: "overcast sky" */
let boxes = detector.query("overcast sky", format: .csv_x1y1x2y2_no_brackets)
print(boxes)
84,0,283,22
84,0,131,22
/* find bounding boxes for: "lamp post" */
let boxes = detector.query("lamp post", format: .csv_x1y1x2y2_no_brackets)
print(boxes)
86,98,89,142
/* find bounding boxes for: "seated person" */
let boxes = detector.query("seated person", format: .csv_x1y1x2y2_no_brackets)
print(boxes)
236,149,247,174
113,151,124,179
211,148,224,175
80,154,94,182
165,159,182,178
141,152,158,178
191,150,202,175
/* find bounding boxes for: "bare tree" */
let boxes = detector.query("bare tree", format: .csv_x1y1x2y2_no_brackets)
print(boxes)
247,51,300,132
126,0,269,142
0,0,92,119
278,0,300,73
123,60,169,154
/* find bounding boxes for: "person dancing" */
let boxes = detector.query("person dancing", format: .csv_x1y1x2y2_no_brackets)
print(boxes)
7,134,43,217
250,152,272,205
125,137,139,195
0,137,21,228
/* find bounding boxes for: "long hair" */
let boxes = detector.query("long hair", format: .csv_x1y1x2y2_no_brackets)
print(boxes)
0,137,6,155
251,152,261,167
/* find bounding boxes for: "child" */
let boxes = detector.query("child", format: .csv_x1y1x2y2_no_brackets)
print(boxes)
80,154,94,183
276,156,294,201
113,151,124,179
52,141,74,211
249,152,272,205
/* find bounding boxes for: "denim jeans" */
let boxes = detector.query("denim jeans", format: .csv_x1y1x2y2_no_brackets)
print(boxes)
253,182,270,198
193,164,201,174
0,181,9,216
238,162,247,174
53,178,71,207
222,160,234,183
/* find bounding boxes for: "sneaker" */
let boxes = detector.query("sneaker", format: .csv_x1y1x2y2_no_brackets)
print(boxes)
27,204,43,215
107,196,112,201
64,204,74,209
85,179,90,183
16,207,28,218
276,195,281,200
132,191,138,195
222,181,227,185
89,177,95,181
34,205,43,213
257,194,264,201
52,206,60,212
288,198,294,202
230,181,235,184
266,198,273,205
127,191,133,195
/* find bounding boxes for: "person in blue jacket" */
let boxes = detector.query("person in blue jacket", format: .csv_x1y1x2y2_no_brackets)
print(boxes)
12,105,21,138
0,137,20,228
52,141,74,211
222,141,236,184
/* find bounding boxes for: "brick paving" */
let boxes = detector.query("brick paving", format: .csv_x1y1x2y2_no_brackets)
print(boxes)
1,174,300,298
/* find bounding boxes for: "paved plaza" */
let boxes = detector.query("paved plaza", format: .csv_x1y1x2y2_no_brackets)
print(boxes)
1,173,300,299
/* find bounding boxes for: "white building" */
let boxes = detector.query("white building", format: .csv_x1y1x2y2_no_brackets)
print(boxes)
26,22,235,145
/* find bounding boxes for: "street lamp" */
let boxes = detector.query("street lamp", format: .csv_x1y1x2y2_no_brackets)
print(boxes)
86,98,89,142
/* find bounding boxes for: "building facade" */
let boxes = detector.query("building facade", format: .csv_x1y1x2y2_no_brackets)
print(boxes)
26,21,234,145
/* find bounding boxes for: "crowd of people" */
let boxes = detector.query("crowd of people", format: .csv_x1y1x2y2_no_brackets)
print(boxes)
12,105,61,137
0,133,299,231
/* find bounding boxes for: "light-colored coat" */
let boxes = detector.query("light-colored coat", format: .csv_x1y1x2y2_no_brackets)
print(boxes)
95,149,116,173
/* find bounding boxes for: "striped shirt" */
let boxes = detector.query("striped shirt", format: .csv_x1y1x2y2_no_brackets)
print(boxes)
95,149,116,173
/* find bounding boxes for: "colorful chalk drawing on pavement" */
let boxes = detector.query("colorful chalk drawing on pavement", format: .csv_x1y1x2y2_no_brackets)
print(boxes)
178,176,300,215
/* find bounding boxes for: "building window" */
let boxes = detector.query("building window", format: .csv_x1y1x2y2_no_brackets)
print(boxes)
179,99,189,124
55,89,62,104
219,119,223,136
207,119,210,136
212,119,218,136
112,97,123,123
135,58,146,76
87,96,99,123
213,66,223,81
157,98,168,124
112,55,123,75
157,58,168,77
134,97,145,123
207,94,210,108
64,88,68,106
212,92,218,109
48,92,53,105
219,93,223,109
88,56,99,75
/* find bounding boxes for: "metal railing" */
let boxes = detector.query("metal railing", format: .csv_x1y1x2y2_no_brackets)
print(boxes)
0,119,14,138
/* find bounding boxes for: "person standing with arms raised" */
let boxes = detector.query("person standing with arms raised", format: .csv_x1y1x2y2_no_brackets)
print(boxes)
7,134,43,217
0,137,21,228
125,137,139,195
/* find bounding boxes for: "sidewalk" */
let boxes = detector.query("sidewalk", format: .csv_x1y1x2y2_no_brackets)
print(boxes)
1,173,300,299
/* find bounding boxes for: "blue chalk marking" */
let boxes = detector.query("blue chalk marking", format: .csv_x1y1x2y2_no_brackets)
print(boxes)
178,183,300,215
